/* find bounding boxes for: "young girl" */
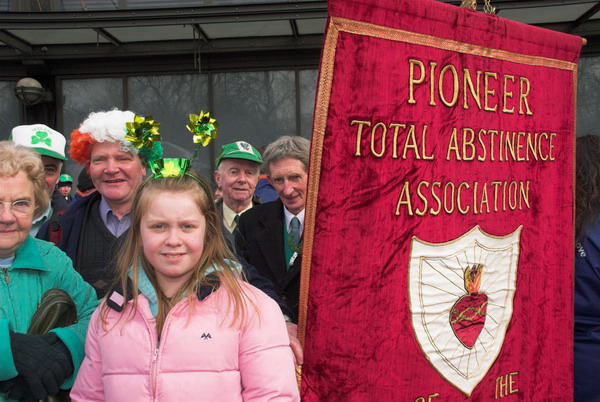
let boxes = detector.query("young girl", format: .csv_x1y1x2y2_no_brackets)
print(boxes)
70,173,299,401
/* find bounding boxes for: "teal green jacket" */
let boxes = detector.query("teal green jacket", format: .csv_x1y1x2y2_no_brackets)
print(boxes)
0,236,98,397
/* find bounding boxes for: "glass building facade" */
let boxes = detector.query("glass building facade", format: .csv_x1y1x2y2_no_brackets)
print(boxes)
0,0,599,183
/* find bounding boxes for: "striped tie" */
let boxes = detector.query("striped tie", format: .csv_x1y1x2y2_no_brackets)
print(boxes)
290,216,301,245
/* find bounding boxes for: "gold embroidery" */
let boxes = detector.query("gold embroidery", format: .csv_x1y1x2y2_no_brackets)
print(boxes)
480,182,490,213
520,182,531,210
495,371,519,399
477,129,487,161
549,133,557,161
332,17,577,71
502,75,516,114
351,119,371,156
571,67,578,249
403,125,421,160
446,128,461,161
422,125,435,160
457,182,470,214
297,16,340,349
409,226,523,396
484,72,498,112
391,123,406,159
508,181,518,210
415,181,430,216
519,77,533,115
413,60,528,114
464,69,482,109
395,180,532,217
395,181,414,216
516,132,525,161
429,62,438,106
415,393,440,402
462,128,476,161
491,181,502,211
430,182,442,215
443,182,456,214
439,64,460,107
371,122,387,157
409,59,426,104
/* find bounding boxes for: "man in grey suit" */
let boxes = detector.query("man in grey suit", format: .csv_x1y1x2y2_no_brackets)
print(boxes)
214,141,263,251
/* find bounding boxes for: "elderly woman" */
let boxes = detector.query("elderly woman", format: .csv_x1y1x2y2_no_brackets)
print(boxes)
0,142,97,401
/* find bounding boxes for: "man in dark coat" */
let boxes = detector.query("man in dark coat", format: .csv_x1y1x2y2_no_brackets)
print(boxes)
235,136,310,323
213,141,263,252
57,174,73,204
51,173,73,212
37,110,149,298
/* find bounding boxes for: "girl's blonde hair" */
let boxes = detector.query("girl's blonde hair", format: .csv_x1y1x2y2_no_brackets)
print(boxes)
102,172,250,335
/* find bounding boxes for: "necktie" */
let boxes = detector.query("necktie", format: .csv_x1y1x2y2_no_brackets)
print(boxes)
290,216,301,245
233,214,240,235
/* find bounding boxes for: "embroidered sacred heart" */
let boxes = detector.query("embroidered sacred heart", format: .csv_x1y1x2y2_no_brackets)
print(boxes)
410,225,521,395
449,264,488,348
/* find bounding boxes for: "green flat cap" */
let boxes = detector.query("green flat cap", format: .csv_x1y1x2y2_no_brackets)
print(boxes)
215,141,263,167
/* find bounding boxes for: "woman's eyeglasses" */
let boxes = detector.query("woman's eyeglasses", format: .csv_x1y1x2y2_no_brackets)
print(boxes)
0,200,37,215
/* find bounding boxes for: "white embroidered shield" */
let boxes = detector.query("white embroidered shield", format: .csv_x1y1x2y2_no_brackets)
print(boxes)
409,225,522,396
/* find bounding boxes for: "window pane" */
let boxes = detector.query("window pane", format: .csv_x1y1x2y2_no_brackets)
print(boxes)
62,78,123,175
39,0,315,12
213,70,295,153
0,82,20,139
578,56,600,137
128,74,209,177
62,78,123,134
300,69,318,139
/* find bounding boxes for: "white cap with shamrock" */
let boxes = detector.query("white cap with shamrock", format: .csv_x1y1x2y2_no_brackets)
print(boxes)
10,124,67,161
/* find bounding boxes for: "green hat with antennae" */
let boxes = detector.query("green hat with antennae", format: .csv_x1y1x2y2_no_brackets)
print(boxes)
126,110,218,182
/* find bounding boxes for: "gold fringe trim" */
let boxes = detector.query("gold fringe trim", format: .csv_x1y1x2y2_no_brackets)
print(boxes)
334,17,577,71
297,18,340,351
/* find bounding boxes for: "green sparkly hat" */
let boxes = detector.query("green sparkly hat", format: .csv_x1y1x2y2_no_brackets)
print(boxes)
146,110,218,178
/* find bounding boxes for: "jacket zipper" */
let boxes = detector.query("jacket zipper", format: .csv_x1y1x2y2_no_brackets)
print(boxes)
2,268,9,284
148,300,188,400
136,304,159,402
151,348,159,400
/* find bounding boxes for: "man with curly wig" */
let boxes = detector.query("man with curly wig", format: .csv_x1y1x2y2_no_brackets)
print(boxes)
38,109,160,298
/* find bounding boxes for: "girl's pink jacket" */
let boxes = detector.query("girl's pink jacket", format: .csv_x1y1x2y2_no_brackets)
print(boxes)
71,281,300,401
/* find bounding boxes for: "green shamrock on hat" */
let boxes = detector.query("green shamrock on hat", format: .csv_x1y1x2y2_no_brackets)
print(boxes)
31,130,52,147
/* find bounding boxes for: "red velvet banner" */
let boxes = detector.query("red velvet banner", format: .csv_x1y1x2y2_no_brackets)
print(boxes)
299,0,582,400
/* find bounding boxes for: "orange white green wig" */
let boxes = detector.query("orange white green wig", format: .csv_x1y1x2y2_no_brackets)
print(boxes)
69,109,161,165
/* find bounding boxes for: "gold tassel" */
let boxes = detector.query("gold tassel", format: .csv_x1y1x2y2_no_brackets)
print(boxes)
460,0,477,10
484,0,496,15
